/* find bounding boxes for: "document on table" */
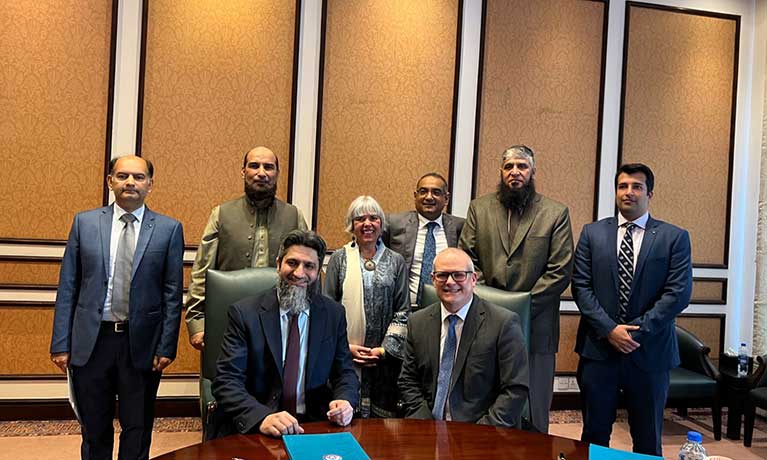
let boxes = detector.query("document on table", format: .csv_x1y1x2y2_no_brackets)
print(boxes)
67,367,82,424
589,444,663,460
283,432,369,460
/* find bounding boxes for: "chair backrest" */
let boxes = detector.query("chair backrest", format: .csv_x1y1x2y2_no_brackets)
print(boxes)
202,268,279,380
421,284,531,351
675,324,718,380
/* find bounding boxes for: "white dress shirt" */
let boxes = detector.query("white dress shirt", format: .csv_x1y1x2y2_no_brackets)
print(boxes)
102,204,144,321
617,212,649,268
409,214,449,305
439,297,473,420
279,306,310,414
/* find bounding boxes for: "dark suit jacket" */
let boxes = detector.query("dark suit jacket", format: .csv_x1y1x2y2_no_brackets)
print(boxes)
50,205,185,370
383,211,465,267
213,289,359,434
398,296,529,427
572,215,692,371
459,192,573,354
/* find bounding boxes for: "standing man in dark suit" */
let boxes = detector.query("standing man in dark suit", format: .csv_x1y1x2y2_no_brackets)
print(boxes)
185,146,307,350
213,230,359,437
399,248,529,427
459,145,573,433
572,163,692,456
383,173,464,311
50,155,184,460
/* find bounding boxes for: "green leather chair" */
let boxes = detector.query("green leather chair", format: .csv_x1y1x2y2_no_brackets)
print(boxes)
421,283,532,429
420,284,531,351
744,354,767,447
200,267,278,439
666,325,722,440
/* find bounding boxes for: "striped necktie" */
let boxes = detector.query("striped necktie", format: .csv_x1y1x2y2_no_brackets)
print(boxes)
617,222,636,322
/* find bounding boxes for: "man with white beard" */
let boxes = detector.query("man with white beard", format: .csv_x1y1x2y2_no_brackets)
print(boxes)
213,230,359,437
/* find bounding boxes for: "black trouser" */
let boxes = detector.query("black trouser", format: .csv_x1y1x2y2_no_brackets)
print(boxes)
72,322,161,460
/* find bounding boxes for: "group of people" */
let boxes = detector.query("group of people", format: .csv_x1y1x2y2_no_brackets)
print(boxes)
49,144,691,459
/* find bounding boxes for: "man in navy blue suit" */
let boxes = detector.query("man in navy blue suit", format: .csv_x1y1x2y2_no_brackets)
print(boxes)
572,163,692,456
213,230,359,437
50,155,184,460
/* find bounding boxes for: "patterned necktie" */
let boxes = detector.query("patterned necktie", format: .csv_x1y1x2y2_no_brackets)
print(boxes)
617,222,636,322
111,213,136,321
433,314,458,420
416,222,438,306
281,313,300,415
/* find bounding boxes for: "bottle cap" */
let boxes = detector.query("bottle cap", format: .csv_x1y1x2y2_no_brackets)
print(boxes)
741,342,747,346
687,431,702,442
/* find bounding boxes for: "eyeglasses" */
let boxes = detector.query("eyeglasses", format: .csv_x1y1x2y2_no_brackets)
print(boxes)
432,271,473,282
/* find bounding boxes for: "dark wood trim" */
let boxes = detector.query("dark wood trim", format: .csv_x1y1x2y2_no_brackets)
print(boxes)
102,0,121,206
134,0,150,155
286,0,302,205
592,0,609,222
0,397,199,421
0,238,67,247
0,255,62,262
0,301,55,307
446,0,464,215
311,0,330,231
469,0,489,199
691,277,728,305
0,284,58,291
618,2,740,269
551,392,581,411
0,373,199,380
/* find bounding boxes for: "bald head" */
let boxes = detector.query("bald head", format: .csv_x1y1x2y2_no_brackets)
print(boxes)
433,248,474,272
242,146,279,171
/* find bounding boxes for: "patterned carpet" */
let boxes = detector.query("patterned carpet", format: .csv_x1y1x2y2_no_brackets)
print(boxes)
0,410,764,438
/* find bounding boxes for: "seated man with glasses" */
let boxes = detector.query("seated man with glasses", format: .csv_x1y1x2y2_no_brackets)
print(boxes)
398,248,529,427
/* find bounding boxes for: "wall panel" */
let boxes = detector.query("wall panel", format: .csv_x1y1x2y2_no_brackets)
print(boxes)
139,0,299,245
0,259,60,286
474,0,606,242
620,4,738,267
0,1,115,241
315,0,459,248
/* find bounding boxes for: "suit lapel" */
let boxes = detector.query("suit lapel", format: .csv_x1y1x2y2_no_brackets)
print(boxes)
404,212,419,265
259,291,284,381
605,218,620,296
632,216,658,288
450,297,483,391
428,305,443,396
131,208,156,279
99,206,113,278
494,201,511,255
443,214,458,247
306,299,327,385
508,193,540,258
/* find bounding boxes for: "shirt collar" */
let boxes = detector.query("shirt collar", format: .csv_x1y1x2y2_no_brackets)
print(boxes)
418,212,444,230
618,211,649,229
114,203,145,224
440,295,473,323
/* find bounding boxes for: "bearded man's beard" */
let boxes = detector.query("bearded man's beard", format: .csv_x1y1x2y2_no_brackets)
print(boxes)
277,278,313,315
245,183,277,210
497,178,535,213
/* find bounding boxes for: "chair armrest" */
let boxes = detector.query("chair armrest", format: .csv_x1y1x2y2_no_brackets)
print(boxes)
750,355,767,388
200,378,217,424
676,326,720,381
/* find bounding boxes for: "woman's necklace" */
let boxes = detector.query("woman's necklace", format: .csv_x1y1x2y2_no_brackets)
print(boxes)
363,258,376,271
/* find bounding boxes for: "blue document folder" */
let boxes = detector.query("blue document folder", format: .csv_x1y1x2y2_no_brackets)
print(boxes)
589,444,663,460
283,432,370,460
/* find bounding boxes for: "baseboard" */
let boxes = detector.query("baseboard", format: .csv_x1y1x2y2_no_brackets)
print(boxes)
0,397,199,421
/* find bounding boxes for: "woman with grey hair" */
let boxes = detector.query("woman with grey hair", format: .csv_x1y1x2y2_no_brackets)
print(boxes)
324,195,409,418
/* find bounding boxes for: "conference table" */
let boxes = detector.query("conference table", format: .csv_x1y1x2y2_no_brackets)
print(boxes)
154,419,589,459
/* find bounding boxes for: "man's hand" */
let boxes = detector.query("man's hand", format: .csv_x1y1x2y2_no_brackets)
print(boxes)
608,325,641,354
51,352,70,373
327,400,353,426
259,411,305,437
349,344,379,367
189,332,205,350
153,356,173,372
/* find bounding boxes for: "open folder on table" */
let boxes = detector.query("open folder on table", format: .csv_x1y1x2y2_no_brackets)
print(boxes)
283,432,369,460
589,444,663,460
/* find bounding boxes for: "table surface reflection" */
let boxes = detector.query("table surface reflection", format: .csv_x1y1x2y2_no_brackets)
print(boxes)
153,418,589,459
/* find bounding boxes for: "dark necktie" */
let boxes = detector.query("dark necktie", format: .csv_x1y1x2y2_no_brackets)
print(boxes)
416,222,438,306
111,213,136,321
281,313,300,415
433,314,458,420
618,222,636,322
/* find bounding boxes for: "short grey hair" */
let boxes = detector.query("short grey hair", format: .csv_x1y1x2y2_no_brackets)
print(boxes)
344,195,387,233
501,145,535,169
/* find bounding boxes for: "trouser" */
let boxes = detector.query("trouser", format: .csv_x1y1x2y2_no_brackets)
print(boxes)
72,323,161,460
577,354,669,456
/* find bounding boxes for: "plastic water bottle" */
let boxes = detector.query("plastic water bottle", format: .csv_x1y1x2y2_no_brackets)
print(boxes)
678,431,706,460
738,342,749,377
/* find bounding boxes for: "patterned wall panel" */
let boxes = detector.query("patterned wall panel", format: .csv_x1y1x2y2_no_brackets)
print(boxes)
620,4,738,267
315,0,459,248
0,1,114,241
475,0,606,242
0,259,60,286
139,0,299,245
691,278,727,304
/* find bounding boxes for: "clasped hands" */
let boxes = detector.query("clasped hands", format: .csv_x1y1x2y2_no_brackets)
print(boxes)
608,324,640,354
349,344,384,367
259,400,353,437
